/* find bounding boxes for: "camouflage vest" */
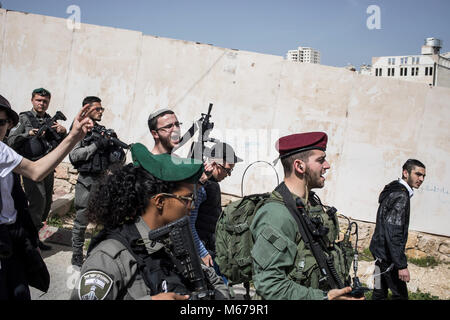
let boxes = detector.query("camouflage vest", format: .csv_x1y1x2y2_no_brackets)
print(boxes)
271,190,353,291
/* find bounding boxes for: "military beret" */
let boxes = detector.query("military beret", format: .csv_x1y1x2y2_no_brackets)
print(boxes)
276,132,328,159
131,143,204,183
0,94,19,126
148,108,173,123
32,88,51,97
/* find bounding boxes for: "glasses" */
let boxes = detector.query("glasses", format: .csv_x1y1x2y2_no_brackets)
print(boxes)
155,122,182,132
154,193,195,210
217,163,233,176
94,107,105,112
0,119,11,126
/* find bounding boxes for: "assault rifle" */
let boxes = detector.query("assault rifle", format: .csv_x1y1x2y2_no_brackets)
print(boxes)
174,103,219,161
20,110,67,160
36,110,67,143
148,216,214,300
276,182,345,290
90,126,130,149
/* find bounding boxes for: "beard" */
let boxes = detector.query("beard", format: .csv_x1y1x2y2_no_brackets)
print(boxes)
305,166,325,189
159,131,180,152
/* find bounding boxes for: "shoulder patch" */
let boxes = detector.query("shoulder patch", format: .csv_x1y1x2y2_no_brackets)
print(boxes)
78,270,113,300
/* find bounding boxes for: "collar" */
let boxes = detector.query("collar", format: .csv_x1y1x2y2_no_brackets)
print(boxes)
398,178,414,198
134,217,164,254
30,108,48,119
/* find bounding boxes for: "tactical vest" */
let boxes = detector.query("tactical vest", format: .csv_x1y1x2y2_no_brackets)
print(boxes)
88,222,212,298
271,190,353,291
70,124,115,174
18,111,53,160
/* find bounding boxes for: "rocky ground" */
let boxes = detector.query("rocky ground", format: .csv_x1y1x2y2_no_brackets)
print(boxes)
357,260,449,299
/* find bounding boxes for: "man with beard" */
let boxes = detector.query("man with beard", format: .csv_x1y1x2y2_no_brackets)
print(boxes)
249,132,362,300
69,96,126,267
148,109,181,155
369,159,426,300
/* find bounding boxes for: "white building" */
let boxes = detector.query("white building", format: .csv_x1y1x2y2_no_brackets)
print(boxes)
370,38,450,88
287,46,320,64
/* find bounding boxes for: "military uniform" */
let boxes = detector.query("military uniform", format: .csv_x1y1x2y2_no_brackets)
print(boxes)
7,108,66,230
71,217,230,300
71,143,230,300
69,123,125,264
250,131,351,300
250,190,349,300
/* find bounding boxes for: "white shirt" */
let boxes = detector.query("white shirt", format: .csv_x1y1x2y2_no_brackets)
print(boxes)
0,141,23,224
398,178,414,198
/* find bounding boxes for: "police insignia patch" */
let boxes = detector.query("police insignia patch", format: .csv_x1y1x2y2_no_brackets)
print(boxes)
78,271,113,300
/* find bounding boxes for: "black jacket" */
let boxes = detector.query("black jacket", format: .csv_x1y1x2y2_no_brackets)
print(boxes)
195,178,221,253
369,180,410,269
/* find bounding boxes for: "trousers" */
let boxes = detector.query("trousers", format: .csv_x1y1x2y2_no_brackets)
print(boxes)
372,259,408,300
22,172,54,230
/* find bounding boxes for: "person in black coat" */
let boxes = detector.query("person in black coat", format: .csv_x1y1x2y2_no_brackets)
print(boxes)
369,159,426,300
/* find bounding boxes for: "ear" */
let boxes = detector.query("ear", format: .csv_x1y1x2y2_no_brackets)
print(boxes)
150,130,159,140
293,159,306,174
152,194,165,212
402,169,409,180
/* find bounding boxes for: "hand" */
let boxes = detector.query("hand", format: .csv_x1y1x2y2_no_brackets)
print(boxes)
398,268,410,282
151,292,190,300
94,137,110,149
201,254,214,267
28,128,39,136
68,104,95,141
51,122,67,134
327,287,365,300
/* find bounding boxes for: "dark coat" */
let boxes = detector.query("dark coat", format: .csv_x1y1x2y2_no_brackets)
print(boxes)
369,180,411,269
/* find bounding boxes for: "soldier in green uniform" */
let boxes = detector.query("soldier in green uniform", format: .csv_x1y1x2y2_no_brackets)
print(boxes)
250,132,363,300
7,88,67,251
71,143,230,300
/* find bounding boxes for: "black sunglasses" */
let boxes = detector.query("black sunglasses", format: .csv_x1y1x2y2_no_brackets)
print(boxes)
0,119,11,126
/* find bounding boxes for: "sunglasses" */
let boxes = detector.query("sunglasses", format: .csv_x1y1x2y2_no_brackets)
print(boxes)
155,122,182,132
94,107,105,112
217,163,233,176
0,119,11,126
154,193,195,210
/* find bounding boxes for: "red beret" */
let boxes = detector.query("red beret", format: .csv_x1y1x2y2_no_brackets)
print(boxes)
276,132,328,158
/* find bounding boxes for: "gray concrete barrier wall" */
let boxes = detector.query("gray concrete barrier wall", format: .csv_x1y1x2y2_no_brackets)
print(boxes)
1,9,449,236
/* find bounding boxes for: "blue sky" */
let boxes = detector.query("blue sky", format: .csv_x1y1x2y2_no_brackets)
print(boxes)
1,0,449,68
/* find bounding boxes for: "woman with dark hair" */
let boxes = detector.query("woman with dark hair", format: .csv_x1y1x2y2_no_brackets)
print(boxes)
71,143,230,300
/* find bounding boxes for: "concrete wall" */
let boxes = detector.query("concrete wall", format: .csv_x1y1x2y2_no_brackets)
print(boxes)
1,9,449,236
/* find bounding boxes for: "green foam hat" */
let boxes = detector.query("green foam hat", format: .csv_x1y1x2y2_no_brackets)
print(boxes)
131,143,204,183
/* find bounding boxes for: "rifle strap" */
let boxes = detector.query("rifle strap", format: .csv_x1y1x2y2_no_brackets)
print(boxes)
275,182,341,289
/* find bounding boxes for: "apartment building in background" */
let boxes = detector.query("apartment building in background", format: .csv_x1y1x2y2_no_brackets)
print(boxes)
369,38,450,88
286,46,321,64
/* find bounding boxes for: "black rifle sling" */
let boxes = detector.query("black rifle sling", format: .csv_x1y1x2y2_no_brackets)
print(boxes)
275,182,343,289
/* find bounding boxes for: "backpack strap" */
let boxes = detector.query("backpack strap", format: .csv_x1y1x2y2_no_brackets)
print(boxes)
275,182,344,289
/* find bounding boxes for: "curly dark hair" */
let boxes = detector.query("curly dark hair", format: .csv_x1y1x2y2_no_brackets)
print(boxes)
87,163,177,229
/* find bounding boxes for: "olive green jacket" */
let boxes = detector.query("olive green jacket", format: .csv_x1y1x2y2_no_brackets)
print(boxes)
250,190,346,300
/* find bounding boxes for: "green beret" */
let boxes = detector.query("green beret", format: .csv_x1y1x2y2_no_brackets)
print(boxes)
32,88,51,97
131,143,204,183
